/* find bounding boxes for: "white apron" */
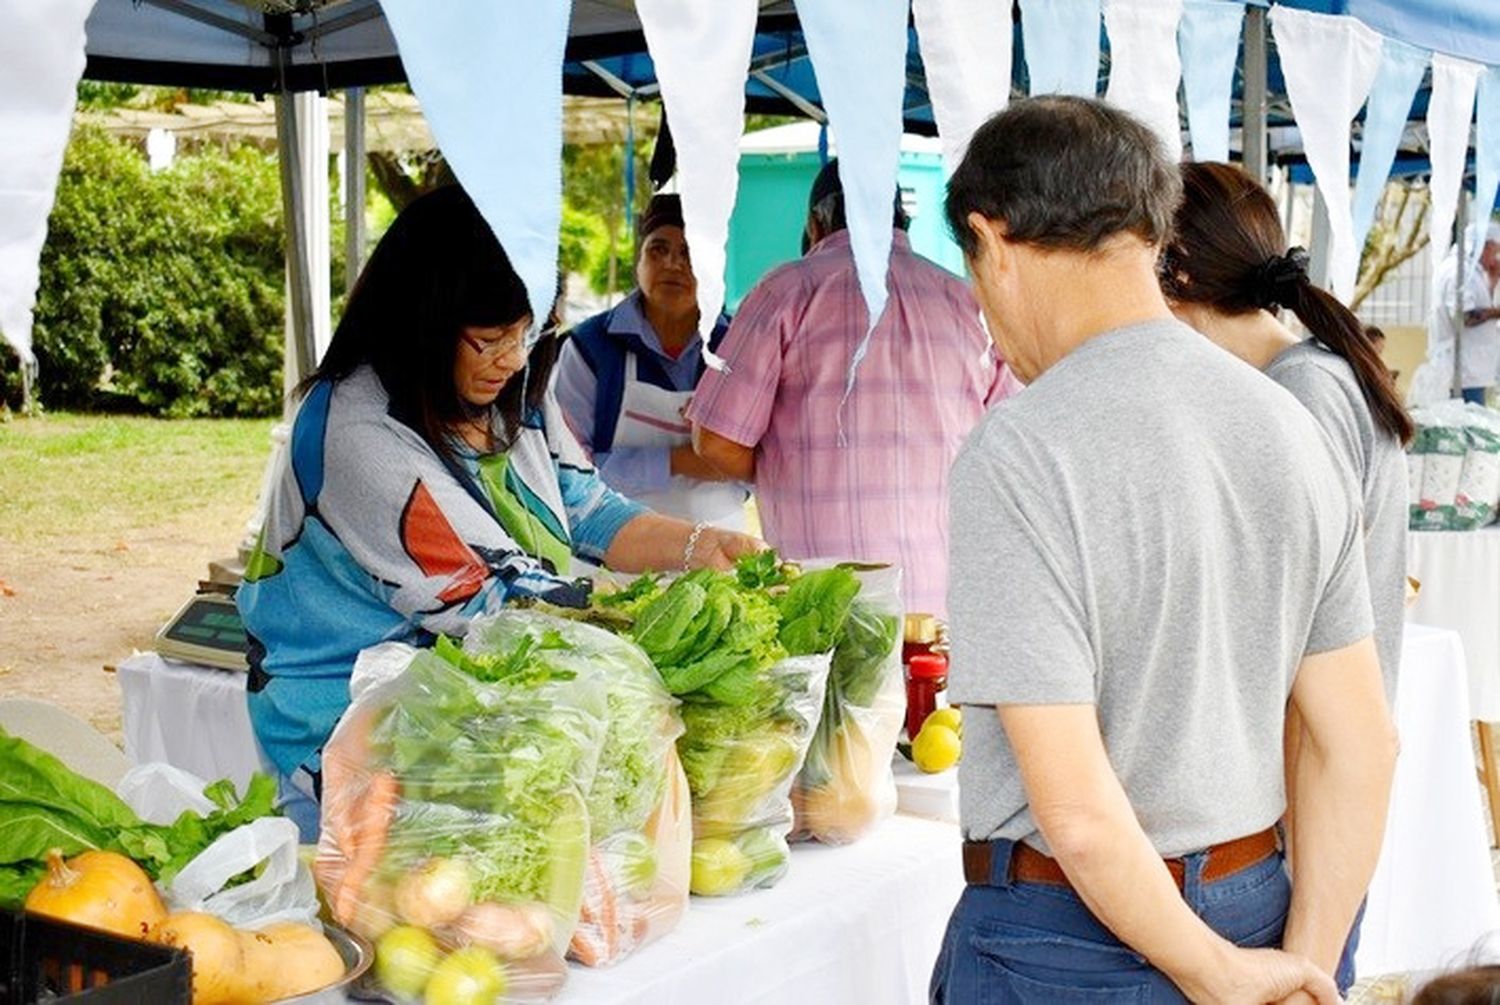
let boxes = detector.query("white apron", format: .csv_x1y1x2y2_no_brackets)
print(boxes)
613,352,747,530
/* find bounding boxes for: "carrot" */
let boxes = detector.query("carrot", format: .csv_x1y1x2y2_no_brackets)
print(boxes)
569,849,620,966
333,771,399,925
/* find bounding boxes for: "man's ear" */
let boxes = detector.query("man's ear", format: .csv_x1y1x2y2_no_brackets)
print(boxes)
966,212,1014,283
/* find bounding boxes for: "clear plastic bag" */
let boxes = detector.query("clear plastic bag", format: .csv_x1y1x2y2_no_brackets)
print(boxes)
790,565,905,845
316,613,611,1003
679,652,830,896
458,613,690,969
1409,402,1500,531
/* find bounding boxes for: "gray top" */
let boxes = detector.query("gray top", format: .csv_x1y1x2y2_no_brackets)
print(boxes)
949,319,1372,857
1265,340,1406,705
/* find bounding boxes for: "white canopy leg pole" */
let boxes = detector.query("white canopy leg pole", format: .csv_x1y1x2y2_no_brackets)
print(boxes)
1242,5,1268,184
1455,192,1469,399
296,91,332,363
344,87,367,295
276,90,317,403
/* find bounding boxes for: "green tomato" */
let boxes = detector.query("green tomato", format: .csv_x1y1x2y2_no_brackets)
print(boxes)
424,947,508,1005
375,925,442,999
690,837,752,896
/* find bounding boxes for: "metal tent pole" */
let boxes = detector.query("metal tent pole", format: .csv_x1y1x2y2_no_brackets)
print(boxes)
344,87,366,296
275,89,318,399
1243,5,1269,185
1455,191,1469,399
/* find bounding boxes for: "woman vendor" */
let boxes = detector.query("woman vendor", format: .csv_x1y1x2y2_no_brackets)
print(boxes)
554,194,749,530
237,186,761,839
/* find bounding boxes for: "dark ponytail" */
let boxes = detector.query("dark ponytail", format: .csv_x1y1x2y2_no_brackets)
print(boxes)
1163,162,1413,445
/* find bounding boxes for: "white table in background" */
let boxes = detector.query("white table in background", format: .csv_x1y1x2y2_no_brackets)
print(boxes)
890,624,1500,978
563,814,963,1005
117,651,267,789
1407,526,1500,722
1356,623,1500,977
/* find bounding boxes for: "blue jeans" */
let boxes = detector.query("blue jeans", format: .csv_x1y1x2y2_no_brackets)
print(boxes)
1463,387,1488,405
931,839,1299,1003
276,767,322,844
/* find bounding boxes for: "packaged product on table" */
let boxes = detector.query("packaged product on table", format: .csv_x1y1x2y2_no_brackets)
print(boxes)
316,613,612,1003
600,563,831,896
460,612,691,969
788,564,905,846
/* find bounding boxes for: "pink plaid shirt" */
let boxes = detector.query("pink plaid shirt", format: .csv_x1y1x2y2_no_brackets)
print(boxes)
687,230,1020,618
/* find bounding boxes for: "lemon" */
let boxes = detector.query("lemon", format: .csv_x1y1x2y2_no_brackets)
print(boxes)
691,838,752,896
912,723,962,773
925,707,963,736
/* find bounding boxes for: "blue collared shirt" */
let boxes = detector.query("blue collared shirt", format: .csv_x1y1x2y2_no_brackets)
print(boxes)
554,291,709,496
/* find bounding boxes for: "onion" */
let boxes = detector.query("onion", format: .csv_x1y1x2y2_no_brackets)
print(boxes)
394,857,473,928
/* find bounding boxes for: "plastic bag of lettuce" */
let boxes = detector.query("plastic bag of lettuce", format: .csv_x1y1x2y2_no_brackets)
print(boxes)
317,612,614,1003
599,560,836,896
789,563,905,845
462,612,692,969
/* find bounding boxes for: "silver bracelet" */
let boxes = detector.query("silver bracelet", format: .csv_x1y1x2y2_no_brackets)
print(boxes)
682,521,710,571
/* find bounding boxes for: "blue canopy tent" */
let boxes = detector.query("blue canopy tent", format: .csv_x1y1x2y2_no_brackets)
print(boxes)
70,0,1500,382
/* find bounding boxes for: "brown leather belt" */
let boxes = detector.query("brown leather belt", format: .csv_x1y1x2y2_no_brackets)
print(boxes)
963,828,1279,892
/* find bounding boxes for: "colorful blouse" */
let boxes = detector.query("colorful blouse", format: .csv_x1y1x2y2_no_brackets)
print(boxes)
237,365,644,778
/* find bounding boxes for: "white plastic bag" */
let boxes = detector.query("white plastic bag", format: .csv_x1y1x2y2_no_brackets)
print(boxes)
117,763,322,929
118,763,218,823
167,816,321,930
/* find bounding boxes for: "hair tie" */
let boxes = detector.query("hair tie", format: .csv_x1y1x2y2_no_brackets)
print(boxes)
1253,247,1310,310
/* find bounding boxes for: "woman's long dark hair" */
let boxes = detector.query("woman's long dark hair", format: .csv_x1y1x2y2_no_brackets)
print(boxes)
1162,162,1413,445
307,185,557,459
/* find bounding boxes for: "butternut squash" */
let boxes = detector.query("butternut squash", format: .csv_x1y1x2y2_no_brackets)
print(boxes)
24,849,167,942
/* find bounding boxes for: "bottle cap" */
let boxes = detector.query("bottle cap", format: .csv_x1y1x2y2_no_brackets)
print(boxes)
905,613,938,644
907,653,948,680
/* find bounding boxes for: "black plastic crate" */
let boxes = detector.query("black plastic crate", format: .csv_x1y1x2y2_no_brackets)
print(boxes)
1,909,191,1004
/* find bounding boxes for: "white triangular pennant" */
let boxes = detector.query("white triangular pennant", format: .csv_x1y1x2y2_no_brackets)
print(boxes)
913,0,1013,176
1427,53,1484,273
636,0,758,372
1104,0,1185,162
1271,6,1382,302
380,0,570,338
796,0,908,407
0,0,97,371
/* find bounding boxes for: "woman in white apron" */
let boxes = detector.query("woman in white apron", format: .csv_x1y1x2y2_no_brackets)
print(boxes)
555,194,748,531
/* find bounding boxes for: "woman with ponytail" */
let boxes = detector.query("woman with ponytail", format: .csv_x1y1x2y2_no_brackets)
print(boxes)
1162,162,1409,704
1163,162,1410,995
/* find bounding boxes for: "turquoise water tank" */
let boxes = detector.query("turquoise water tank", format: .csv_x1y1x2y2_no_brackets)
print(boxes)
725,123,964,311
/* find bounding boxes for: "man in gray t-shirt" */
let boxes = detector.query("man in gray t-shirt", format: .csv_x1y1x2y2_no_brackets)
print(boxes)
931,96,1396,1005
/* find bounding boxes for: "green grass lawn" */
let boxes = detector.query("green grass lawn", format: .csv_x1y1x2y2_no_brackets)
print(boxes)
0,412,276,545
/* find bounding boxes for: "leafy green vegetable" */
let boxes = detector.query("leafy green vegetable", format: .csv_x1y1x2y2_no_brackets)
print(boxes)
777,567,861,656
0,729,281,906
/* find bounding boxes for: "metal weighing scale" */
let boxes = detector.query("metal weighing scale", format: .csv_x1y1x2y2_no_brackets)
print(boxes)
154,591,249,671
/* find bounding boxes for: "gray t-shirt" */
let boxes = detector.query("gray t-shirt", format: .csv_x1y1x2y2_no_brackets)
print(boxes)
949,319,1373,857
1265,341,1406,705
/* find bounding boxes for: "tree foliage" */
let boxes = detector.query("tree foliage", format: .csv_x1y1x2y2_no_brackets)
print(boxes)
8,126,288,417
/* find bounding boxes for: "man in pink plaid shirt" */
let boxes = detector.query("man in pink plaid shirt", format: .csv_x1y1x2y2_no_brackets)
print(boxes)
688,160,1021,618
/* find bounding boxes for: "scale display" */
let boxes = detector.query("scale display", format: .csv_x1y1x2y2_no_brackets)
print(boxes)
155,593,249,671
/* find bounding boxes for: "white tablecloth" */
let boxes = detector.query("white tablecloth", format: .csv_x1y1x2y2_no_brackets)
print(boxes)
1407,525,1500,721
1356,623,1500,977
117,651,267,789
892,624,1500,978
563,814,963,1005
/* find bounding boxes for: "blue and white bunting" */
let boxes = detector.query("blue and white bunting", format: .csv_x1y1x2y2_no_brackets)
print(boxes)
636,0,758,370
1104,0,1185,161
795,0,908,409
913,0,1014,175
380,0,570,340
1351,38,1428,250
1020,0,1102,97
1177,0,1244,163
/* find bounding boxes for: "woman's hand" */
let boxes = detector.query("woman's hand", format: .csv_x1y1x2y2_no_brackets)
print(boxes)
687,526,766,571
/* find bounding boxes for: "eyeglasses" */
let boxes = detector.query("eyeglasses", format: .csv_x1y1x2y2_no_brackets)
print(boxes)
459,321,558,360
